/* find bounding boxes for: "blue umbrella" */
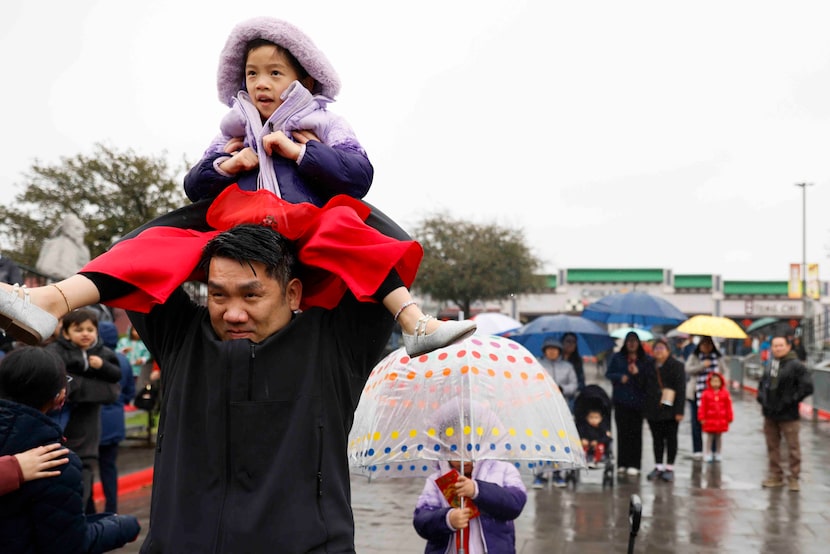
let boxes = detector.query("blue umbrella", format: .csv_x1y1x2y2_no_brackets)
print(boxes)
582,292,687,326
510,314,616,356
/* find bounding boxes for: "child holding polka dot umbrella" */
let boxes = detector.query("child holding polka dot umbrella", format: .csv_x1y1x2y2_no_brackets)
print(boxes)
349,335,584,551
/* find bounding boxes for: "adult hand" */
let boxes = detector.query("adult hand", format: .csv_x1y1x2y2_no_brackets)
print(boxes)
263,130,302,160
449,507,472,530
675,414,684,422
454,475,476,499
219,147,259,174
14,444,69,482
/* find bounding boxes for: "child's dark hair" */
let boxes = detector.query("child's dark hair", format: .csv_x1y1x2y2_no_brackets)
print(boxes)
61,308,98,333
0,346,66,409
587,409,603,419
246,38,310,81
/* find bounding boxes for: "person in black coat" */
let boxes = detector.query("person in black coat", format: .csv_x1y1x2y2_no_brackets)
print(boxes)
46,309,122,510
643,338,686,482
758,335,814,491
0,346,139,553
87,322,136,515
605,331,654,476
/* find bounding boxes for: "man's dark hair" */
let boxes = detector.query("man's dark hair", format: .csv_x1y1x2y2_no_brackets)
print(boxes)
199,224,299,288
0,346,66,409
771,334,791,344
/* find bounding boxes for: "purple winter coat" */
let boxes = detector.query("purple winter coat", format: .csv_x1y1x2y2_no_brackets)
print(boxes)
413,460,527,554
184,17,373,206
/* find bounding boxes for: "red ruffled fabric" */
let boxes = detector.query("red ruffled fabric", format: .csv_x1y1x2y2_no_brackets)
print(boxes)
82,185,423,312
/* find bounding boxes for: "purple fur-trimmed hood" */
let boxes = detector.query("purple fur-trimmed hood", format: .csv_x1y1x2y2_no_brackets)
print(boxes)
217,17,341,106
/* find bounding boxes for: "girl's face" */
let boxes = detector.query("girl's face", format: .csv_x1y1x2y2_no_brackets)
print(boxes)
710,375,722,390
449,460,474,476
63,320,98,350
245,45,305,121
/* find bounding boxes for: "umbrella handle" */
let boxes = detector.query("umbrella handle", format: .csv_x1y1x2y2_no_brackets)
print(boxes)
458,496,466,554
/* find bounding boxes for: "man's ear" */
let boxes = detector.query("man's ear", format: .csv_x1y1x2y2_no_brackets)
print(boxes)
286,278,303,311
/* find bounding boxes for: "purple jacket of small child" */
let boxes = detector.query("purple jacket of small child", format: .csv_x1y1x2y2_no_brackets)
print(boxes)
413,460,527,554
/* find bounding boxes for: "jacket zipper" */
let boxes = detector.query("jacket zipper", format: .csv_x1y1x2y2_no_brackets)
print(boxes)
316,423,324,500
247,344,256,400
213,345,241,553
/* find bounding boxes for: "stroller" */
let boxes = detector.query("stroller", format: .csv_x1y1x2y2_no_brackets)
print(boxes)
570,384,615,488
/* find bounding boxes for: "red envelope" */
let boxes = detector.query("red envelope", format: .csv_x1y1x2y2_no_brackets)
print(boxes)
435,469,480,518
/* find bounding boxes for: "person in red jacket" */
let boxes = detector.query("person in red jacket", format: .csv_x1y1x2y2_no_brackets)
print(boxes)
697,372,733,463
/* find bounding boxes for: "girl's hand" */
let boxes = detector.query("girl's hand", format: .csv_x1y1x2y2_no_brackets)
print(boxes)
292,129,321,144
263,130,302,160
219,147,259,174
449,508,472,530
88,355,103,369
453,475,475,499
15,444,69,482
224,136,245,154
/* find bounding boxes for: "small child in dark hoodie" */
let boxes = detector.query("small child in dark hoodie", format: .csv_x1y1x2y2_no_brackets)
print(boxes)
576,409,612,468
697,372,734,463
46,309,122,510
0,346,140,552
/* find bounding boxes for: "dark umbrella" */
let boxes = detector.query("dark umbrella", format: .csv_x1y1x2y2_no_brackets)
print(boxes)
582,292,687,326
510,314,616,356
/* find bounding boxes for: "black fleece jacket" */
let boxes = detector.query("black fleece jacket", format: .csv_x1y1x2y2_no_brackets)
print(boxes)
131,287,391,554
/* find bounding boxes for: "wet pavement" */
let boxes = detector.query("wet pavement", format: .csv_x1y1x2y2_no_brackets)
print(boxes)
106,364,830,553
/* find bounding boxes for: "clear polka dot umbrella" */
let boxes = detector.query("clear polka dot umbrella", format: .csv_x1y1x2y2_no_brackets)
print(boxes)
348,335,586,478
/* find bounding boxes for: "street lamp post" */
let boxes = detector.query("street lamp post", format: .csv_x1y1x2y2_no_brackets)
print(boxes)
795,182,813,352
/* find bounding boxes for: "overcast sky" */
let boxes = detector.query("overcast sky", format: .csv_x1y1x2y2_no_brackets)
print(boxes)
3,0,830,281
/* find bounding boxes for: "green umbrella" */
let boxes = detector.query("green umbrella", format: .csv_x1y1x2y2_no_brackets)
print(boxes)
745,317,779,333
